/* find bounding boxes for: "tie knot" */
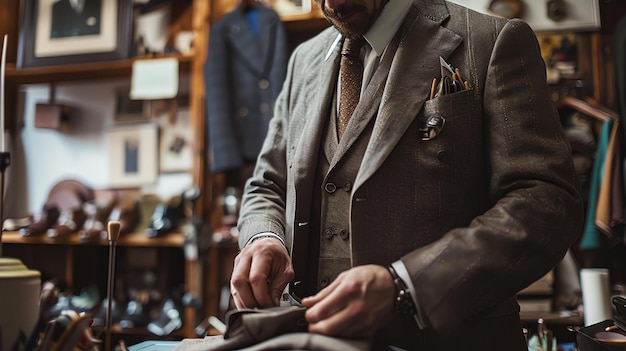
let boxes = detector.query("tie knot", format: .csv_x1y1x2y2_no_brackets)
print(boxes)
341,37,365,59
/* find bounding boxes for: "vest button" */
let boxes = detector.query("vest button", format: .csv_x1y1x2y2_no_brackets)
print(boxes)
323,229,334,240
343,181,352,192
320,276,330,288
324,182,337,193
436,150,448,161
259,79,270,89
339,230,349,240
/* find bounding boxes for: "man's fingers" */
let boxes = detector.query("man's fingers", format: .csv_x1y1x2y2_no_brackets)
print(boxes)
230,239,294,309
269,267,295,306
307,306,352,336
304,284,343,324
248,254,273,307
301,283,332,307
230,254,257,309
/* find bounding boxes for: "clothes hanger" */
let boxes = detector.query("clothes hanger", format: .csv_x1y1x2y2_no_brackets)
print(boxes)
557,95,616,123
583,96,621,120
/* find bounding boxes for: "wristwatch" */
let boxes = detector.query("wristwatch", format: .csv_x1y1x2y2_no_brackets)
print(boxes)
388,265,417,317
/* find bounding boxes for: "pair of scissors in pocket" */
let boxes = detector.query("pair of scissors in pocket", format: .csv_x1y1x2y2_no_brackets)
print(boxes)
429,56,471,100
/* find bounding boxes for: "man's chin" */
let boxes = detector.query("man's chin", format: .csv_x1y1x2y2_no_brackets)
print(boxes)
331,22,367,39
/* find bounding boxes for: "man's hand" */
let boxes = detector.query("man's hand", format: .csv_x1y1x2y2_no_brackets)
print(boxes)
230,238,295,309
301,264,395,338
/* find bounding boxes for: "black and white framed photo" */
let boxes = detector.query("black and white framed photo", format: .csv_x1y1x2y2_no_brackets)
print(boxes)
107,123,158,188
114,92,152,124
17,0,133,68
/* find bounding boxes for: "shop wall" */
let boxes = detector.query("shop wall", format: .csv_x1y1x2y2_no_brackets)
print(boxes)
8,77,192,217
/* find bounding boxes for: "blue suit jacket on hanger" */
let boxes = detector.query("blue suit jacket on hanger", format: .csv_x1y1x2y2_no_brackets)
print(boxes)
205,4,288,172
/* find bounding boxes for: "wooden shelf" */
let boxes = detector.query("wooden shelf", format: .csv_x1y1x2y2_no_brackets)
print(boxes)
520,311,583,326
1,231,184,247
5,54,194,85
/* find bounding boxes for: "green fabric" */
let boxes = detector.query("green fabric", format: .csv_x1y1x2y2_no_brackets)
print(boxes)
580,119,613,250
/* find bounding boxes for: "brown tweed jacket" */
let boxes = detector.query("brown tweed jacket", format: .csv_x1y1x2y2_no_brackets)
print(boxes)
238,0,584,349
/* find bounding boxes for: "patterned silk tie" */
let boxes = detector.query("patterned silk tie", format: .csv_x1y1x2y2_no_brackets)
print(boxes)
337,37,365,139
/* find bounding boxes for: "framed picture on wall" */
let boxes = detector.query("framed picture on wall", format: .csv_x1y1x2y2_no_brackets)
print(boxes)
114,92,152,124
107,123,158,188
271,0,312,17
17,0,133,68
158,103,193,173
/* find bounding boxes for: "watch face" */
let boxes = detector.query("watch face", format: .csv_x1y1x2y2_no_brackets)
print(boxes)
488,0,525,19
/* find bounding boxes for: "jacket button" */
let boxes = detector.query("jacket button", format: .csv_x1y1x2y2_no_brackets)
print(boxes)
238,107,249,117
324,183,337,193
259,79,270,89
323,229,334,240
436,150,448,161
339,230,349,240
320,276,330,288
260,103,269,113
343,181,352,192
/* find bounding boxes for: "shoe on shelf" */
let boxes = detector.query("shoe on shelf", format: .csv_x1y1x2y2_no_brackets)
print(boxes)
91,298,122,327
135,193,161,234
19,205,60,237
78,190,118,243
3,216,33,231
45,285,99,321
104,192,139,240
47,207,87,239
46,179,94,211
118,299,150,329
45,294,73,321
21,179,94,237
147,298,182,336
145,190,190,238
70,285,100,313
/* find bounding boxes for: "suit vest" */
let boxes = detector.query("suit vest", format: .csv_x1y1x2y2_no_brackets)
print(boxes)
310,96,375,293
306,24,406,295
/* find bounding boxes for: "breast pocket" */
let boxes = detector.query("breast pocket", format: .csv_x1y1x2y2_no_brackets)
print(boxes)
419,88,481,166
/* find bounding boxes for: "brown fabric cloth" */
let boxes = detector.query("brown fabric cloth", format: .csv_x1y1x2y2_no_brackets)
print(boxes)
175,333,370,351
173,307,371,351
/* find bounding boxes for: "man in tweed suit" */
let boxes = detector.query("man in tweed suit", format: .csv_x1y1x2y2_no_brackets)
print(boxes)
230,0,584,349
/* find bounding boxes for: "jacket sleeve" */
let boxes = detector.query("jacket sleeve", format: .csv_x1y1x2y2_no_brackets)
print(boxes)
401,19,584,336
236,44,303,249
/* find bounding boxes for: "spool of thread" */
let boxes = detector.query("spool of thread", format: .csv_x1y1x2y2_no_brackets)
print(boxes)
580,268,612,326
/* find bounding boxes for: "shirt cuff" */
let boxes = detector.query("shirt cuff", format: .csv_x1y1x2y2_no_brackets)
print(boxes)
244,232,286,247
391,260,430,329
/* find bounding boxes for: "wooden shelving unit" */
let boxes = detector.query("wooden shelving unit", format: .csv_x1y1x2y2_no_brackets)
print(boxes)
4,54,194,85
2,231,185,247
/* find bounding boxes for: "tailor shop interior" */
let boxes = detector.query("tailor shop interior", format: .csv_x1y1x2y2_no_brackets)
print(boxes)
1,0,626,350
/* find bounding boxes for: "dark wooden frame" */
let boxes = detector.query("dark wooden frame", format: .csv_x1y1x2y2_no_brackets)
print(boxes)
17,0,133,68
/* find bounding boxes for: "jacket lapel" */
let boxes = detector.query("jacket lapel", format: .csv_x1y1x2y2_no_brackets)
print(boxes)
292,34,342,190
258,7,278,75
353,3,462,190
227,7,266,76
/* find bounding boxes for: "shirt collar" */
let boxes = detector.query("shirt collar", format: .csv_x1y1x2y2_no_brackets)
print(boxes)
364,0,412,56
324,0,413,60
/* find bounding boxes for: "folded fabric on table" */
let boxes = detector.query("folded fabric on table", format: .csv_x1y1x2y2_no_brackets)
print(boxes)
173,306,371,351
